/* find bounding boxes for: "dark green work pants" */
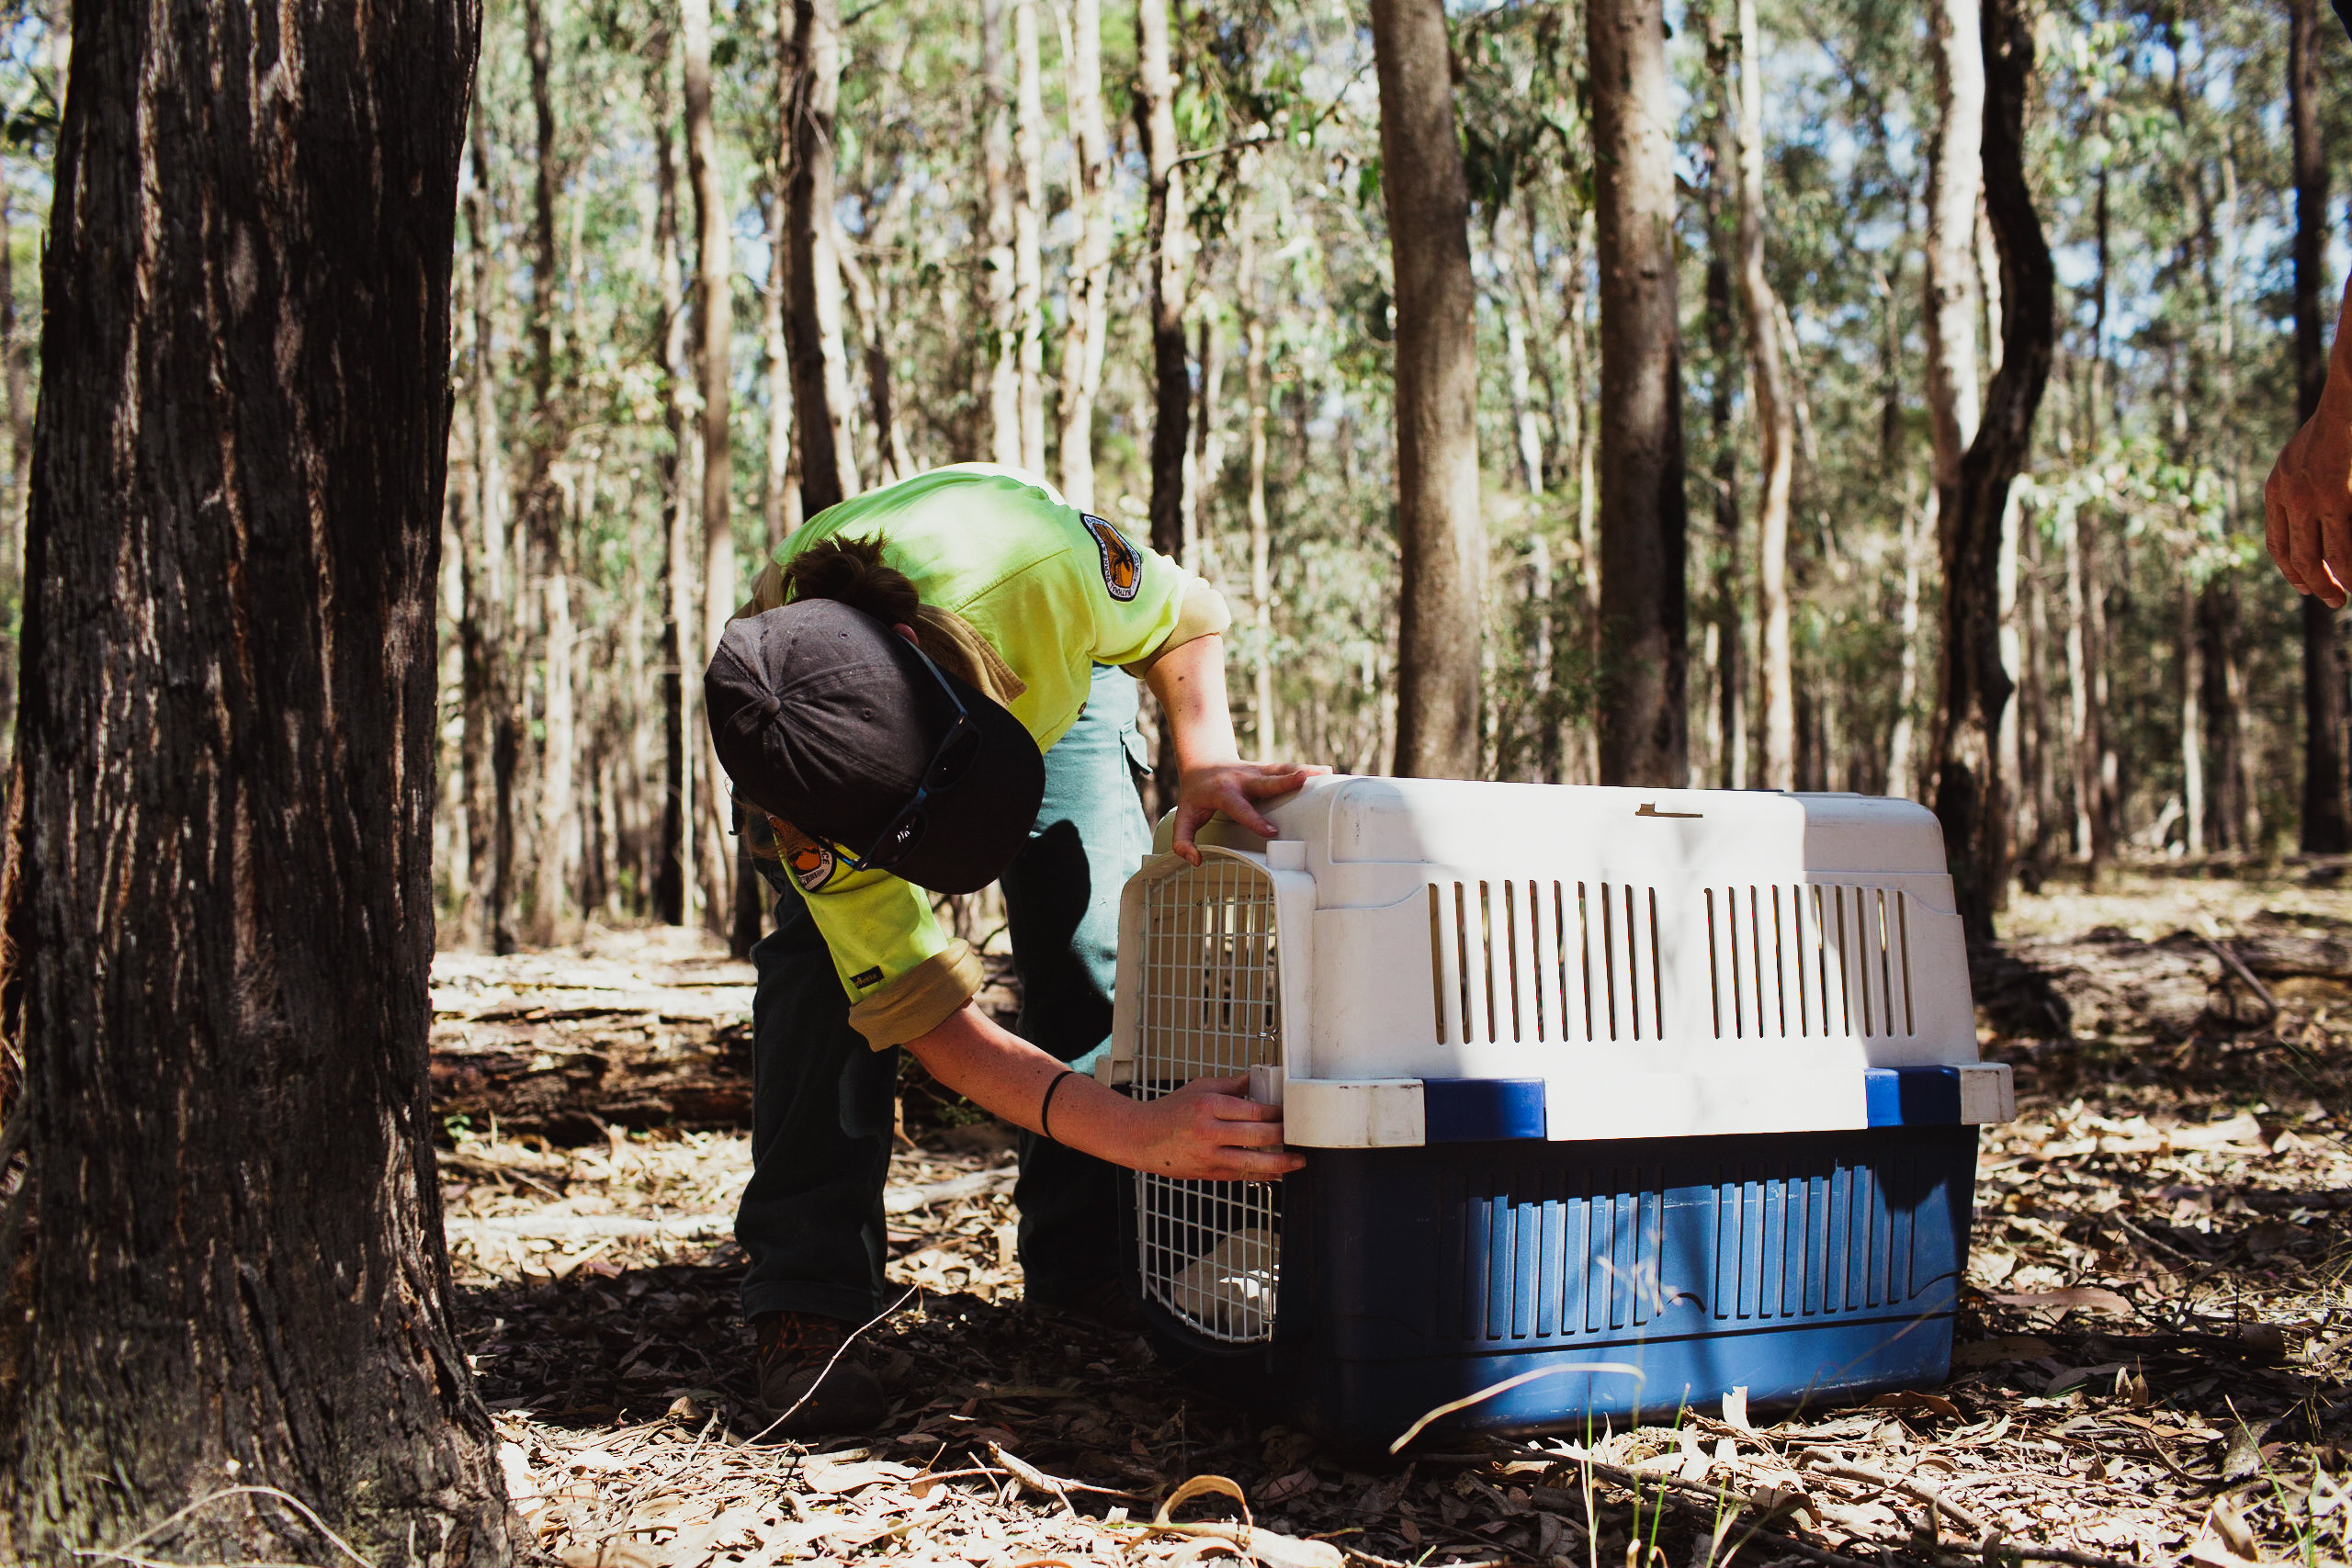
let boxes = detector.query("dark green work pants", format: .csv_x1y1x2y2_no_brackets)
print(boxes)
734,665,1153,1324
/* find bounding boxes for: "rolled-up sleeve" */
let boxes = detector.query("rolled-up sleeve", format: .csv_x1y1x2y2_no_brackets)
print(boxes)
796,867,984,1048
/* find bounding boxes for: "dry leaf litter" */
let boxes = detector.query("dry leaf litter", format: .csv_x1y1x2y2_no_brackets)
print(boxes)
436,872,2352,1568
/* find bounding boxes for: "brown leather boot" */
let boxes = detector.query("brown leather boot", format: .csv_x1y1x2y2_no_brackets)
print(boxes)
753,1311,887,1438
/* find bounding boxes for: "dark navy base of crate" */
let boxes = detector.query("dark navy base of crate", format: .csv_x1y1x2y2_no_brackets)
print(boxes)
1134,1125,1977,1461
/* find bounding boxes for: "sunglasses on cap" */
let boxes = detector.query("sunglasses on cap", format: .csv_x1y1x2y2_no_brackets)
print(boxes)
834,640,985,874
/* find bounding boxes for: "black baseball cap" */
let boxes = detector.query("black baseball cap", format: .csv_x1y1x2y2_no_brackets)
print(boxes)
705,599,1045,895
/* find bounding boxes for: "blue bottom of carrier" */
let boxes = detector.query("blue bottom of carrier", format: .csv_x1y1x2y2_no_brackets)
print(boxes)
1134,1125,1976,1461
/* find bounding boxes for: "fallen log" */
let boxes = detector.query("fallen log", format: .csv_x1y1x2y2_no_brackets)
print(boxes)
1972,917,2352,1043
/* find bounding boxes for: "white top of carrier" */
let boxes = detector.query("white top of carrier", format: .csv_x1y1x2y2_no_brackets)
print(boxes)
1102,776,2010,1147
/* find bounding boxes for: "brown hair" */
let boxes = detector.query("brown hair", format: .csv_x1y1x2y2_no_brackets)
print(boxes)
779,534,922,628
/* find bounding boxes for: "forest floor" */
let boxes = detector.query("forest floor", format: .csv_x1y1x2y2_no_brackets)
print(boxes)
435,867,2352,1568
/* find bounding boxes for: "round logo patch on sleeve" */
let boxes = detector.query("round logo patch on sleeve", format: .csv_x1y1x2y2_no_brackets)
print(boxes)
1082,513,1141,603
787,839,839,893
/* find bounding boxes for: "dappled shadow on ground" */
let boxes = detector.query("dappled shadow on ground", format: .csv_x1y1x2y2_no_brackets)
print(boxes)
442,888,2352,1568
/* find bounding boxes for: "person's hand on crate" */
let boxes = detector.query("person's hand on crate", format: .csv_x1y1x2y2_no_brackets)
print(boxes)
1142,633,1329,865
1169,758,1329,865
1119,1073,1305,1182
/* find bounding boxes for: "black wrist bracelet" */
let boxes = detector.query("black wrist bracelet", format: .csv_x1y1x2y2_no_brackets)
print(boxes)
1039,1068,1079,1145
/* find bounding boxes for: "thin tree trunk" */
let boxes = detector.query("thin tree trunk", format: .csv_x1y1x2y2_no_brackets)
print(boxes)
1494,204,1544,496
2290,0,2349,852
6,0,506,1551
1058,0,1110,507
1244,239,1275,759
651,28,695,927
467,115,520,955
762,180,801,540
1139,0,1190,563
983,0,1020,469
1138,0,1192,814
1922,0,1982,820
1702,7,1744,789
684,0,739,938
522,0,576,944
1588,0,1689,787
786,0,858,515
1193,316,1225,572
1931,0,2054,940
1012,0,1046,475
2180,581,2205,856
1730,0,1794,791
1371,0,1485,780
1889,502,1922,799
0,180,21,750
838,236,911,488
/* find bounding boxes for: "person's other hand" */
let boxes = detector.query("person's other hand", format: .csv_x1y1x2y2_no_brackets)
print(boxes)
2267,389,2352,608
1170,760,1332,865
1127,1074,1304,1181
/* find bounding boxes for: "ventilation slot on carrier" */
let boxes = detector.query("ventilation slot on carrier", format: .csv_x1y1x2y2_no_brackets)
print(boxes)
1428,880,1667,1046
1136,860,1283,1343
1702,884,1915,1042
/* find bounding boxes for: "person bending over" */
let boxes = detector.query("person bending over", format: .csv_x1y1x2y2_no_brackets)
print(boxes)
703,463,1321,1438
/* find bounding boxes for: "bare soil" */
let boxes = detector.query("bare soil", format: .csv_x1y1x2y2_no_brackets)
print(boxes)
439,869,2352,1568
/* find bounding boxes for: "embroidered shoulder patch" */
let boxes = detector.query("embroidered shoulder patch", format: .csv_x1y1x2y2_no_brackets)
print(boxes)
1082,513,1141,603
850,966,884,989
771,818,841,893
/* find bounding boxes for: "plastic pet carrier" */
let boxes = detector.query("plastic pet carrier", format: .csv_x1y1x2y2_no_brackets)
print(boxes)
1098,777,2009,1458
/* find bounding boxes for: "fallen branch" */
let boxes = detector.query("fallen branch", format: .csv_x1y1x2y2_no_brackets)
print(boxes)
1797,1452,1990,1535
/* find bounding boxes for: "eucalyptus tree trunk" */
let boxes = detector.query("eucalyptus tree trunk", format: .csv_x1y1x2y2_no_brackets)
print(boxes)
1138,0,1190,814
1587,0,1689,787
522,0,578,942
1931,0,2054,942
1731,0,1794,791
466,116,519,953
839,236,913,489
1922,0,1984,537
5,0,507,1554
1057,0,1110,507
786,0,858,515
1493,205,1544,495
762,179,800,540
1371,0,1484,780
1139,0,1190,560
1702,6,1743,789
2290,0,2349,853
650,28,695,927
1012,0,1046,475
1244,238,1275,758
982,0,1020,469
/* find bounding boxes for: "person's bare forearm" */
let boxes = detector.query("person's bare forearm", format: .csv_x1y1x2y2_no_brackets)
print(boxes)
903,1003,1136,1156
901,1001,1300,1179
1144,633,1241,772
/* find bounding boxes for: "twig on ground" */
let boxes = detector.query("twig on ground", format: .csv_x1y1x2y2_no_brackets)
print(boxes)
1796,1454,1990,1535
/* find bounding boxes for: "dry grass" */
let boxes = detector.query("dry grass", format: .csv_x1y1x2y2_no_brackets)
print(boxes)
436,872,2352,1568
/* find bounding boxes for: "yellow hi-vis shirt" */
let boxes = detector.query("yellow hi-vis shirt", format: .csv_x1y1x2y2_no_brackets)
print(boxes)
735,464,1229,1047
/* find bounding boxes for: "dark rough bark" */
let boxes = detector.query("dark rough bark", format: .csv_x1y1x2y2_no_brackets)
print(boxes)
2290,0,2349,854
1930,0,2053,942
1371,0,1485,780
786,0,853,518
1138,0,1189,818
1702,8,1743,790
5,0,505,1560
1588,0,1690,786
651,30,692,928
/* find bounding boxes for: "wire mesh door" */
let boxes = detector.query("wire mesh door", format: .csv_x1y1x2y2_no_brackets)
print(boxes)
1135,859,1283,1343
